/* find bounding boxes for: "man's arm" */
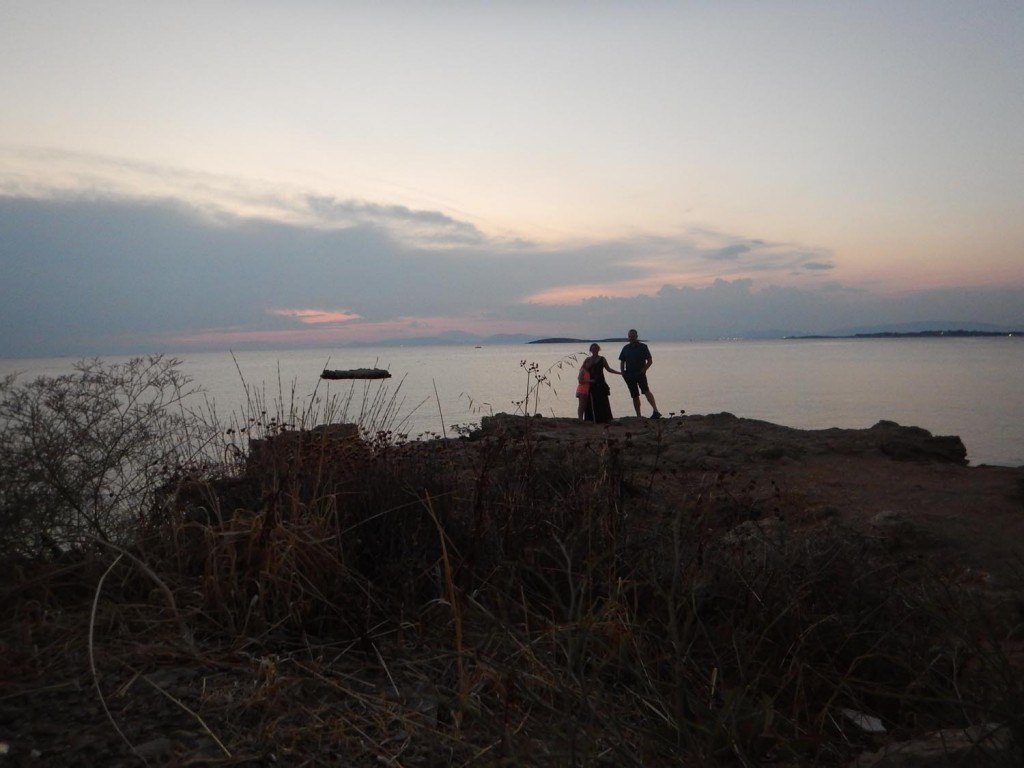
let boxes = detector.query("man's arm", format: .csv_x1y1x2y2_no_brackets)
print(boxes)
644,346,653,372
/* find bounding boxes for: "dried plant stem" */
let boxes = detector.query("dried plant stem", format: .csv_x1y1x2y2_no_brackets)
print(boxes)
433,378,447,439
373,643,401,699
141,675,231,757
424,492,466,726
89,554,142,761
88,535,194,651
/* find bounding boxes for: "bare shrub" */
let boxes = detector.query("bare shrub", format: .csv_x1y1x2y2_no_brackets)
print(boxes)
0,356,213,558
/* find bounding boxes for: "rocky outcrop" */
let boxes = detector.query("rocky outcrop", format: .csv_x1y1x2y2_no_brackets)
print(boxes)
473,412,1023,580
869,420,968,464
479,412,969,467
161,423,369,524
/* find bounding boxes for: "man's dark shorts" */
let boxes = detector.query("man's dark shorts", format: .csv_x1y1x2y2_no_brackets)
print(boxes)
623,371,649,398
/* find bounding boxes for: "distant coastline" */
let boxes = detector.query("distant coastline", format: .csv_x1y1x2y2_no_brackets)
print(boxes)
529,337,629,344
787,330,1020,340
530,330,1020,344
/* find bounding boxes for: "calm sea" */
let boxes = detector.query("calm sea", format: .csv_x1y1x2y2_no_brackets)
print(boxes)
2,338,1022,467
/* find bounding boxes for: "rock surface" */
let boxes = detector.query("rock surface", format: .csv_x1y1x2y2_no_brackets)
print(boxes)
474,412,1024,581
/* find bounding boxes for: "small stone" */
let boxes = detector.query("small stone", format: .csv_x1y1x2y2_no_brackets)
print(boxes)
812,505,840,520
134,737,173,759
838,707,886,733
869,510,916,538
191,735,220,756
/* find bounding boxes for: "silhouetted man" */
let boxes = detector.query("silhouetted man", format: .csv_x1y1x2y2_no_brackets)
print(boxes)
619,329,661,418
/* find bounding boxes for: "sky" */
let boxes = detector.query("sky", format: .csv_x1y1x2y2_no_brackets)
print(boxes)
1,0,1022,357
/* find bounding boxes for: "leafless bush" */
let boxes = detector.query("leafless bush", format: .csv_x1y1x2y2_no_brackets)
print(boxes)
0,356,215,558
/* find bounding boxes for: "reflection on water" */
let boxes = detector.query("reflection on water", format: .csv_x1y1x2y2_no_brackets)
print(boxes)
3,338,1022,466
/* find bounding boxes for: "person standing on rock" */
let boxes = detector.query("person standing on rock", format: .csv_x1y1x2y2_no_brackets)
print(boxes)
583,342,620,423
619,329,662,419
576,357,593,421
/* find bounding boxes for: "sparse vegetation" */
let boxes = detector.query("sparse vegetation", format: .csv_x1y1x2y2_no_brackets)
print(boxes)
1,359,1022,765
0,357,213,559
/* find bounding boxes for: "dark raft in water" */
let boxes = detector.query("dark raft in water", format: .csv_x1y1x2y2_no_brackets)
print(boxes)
320,368,392,380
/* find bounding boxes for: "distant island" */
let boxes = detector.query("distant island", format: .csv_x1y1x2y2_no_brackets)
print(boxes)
530,330,1020,344
789,330,1020,339
530,337,629,344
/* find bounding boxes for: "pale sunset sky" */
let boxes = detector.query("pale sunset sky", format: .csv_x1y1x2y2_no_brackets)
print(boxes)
1,1,1022,356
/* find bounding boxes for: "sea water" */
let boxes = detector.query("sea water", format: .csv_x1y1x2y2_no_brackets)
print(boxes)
2,338,1022,467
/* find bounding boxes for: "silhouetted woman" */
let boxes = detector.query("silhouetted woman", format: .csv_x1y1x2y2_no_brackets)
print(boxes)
583,343,620,423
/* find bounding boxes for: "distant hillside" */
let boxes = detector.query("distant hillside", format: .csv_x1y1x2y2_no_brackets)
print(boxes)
824,320,1009,336
791,329,1021,339
529,337,629,344
343,327,1021,347
349,332,535,347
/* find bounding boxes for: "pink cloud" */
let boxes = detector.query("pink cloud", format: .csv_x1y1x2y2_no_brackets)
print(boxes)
270,308,362,324
524,273,707,305
523,252,841,306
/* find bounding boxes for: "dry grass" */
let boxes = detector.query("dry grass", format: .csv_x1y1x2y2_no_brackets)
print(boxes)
2,380,1023,765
